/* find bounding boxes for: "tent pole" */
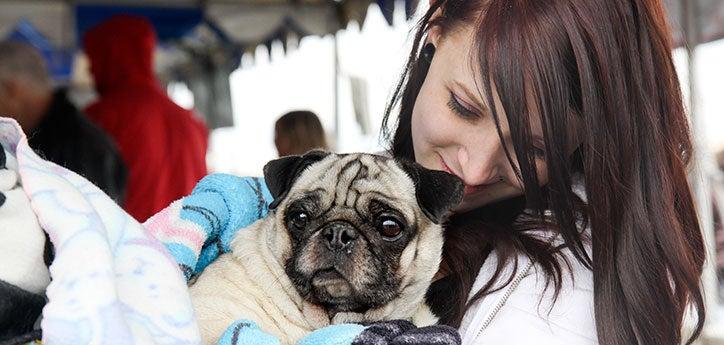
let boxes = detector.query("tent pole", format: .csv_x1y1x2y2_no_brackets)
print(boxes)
333,31,340,150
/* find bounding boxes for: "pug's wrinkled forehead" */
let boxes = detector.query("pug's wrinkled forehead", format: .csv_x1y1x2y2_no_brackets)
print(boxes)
264,151,464,226
284,153,418,224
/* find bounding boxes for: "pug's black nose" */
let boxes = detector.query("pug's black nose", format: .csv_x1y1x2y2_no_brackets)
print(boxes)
322,222,358,252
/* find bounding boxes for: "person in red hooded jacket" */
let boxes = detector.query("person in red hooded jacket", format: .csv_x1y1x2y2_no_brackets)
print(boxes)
83,15,208,222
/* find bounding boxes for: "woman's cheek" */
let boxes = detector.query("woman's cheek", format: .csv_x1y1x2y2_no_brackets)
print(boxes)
411,114,441,170
411,99,431,146
413,96,447,141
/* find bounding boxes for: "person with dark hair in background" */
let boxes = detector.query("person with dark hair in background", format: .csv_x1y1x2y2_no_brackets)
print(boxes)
83,15,208,222
0,41,126,203
274,110,329,157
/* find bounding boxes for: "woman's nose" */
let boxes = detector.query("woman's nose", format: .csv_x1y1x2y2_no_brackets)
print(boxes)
457,144,502,187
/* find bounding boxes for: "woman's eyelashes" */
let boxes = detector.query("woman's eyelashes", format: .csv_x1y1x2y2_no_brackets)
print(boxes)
447,91,481,120
445,89,547,161
531,146,546,159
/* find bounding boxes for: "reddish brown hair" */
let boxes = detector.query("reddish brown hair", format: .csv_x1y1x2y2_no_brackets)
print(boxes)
383,1,705,344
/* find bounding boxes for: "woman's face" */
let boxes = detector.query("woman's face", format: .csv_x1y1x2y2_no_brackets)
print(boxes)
411,25,549,212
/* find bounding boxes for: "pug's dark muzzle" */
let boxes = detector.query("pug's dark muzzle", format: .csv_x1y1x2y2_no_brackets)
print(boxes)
320,221,358,253
285,220,400,314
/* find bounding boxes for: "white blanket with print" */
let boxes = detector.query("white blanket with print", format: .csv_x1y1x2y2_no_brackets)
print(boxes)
0,117,200,344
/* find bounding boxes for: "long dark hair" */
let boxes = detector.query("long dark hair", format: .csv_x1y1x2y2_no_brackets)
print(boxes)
382,1,706,344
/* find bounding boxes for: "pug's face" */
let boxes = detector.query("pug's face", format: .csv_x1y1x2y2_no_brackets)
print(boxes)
263,152,463,315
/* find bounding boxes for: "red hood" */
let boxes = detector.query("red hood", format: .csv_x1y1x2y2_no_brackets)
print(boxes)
83,15,157,94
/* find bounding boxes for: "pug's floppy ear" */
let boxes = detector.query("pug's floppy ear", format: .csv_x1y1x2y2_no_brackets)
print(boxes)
399,160,464,224
263,150,331,210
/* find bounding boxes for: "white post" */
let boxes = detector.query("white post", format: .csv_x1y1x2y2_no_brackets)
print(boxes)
332,31,340,150
682,0,719,343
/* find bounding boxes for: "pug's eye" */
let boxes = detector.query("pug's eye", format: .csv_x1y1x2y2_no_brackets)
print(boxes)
378,217,404,241
289,211,309,229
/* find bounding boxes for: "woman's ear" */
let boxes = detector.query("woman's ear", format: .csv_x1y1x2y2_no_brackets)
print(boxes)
426,2,444,47
427,25,442,47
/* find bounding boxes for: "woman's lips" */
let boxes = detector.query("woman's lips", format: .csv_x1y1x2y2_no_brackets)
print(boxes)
439,156,456,176
438,155,488,196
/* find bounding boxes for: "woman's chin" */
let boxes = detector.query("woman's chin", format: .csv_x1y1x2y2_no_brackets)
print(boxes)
453,196,489,213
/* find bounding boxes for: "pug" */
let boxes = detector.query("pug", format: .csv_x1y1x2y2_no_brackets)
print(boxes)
189,151,463,345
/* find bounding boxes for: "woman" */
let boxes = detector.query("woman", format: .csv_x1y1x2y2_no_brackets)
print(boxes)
381,0,705,344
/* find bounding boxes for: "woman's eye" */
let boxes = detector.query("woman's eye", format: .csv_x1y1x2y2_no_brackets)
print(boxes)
531,146,546,159
447,91,480,120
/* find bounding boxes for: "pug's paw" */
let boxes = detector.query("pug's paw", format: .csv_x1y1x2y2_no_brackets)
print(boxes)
410,304,439,327
331,312,365,325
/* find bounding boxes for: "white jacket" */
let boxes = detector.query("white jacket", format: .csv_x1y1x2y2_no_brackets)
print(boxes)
459,236,597,345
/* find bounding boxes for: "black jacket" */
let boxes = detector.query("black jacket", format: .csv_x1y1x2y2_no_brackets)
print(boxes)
28,89,127,203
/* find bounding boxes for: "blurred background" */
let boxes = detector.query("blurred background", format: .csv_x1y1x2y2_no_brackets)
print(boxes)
0,0,722,342
0,0,720,174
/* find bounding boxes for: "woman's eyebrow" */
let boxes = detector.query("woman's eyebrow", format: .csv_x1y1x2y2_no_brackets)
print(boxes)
454,81,489,113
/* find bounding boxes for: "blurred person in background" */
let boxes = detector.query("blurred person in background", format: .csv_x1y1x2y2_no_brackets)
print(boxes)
83,15,208,222
0,41,127,203
274,110,329,156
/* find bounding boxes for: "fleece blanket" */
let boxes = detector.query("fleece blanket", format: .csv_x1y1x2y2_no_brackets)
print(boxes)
0,117,460,345
1,119,200,344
